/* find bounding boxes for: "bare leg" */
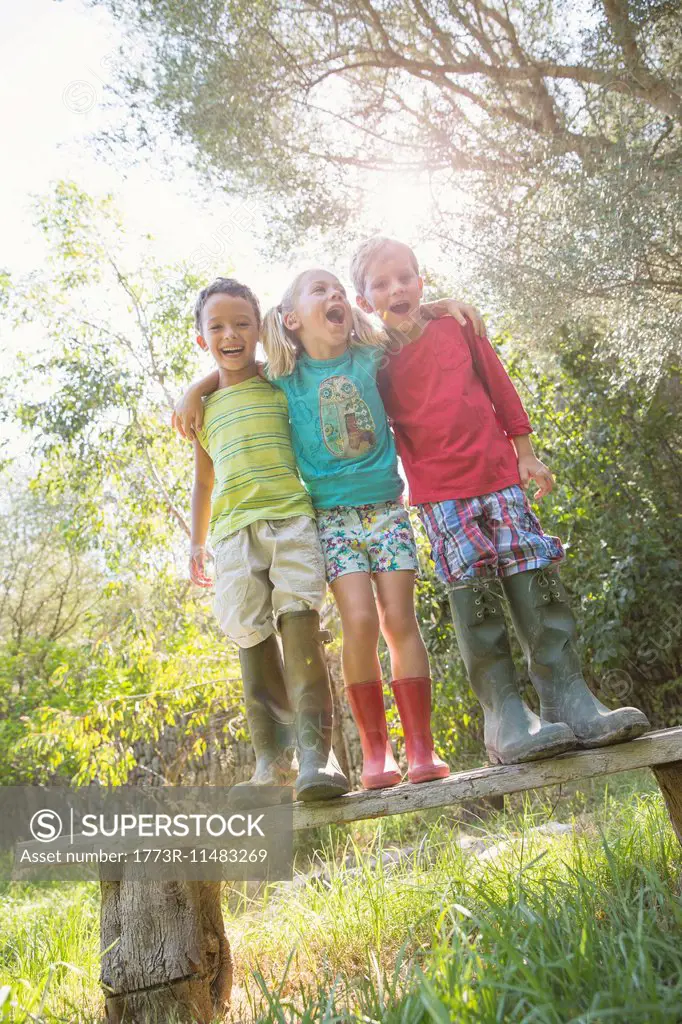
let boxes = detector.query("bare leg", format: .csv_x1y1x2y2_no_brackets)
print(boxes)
375,570,429,680
331,572,401,788
375,571,448,783
331,572,381,684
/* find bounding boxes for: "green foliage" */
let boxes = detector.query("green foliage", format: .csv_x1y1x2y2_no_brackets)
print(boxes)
506,332,682,722
0,479,243,785
2,782,681,1021
3,180,202,566
0,182,244,786
0,582,241,786
93,0,681,373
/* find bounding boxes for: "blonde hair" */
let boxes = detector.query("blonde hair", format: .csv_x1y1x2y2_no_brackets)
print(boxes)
262,268,386,379
350,236,419,297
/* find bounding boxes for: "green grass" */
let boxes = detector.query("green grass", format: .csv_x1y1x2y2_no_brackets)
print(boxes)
2,772,682,1022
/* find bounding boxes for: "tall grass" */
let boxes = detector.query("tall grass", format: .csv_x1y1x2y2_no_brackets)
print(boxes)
1,774,681,1022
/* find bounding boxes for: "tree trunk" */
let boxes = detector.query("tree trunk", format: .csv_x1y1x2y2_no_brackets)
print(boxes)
101,878,232,1023
652,760,682,849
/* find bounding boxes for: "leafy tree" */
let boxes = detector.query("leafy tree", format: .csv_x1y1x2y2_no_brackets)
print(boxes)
94,0,681,374
507,331,682,722
3,180,201,563
0,501,240,787
0,182,243,785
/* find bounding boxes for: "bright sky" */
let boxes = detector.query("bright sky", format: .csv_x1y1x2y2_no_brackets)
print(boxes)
0,1,270,281
0,0,464,467
0,0,450,312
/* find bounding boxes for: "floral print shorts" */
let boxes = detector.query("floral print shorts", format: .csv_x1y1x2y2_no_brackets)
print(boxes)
316,501,419,584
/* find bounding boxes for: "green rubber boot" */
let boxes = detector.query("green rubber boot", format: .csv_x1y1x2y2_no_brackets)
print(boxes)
228,635,297,810
448,581,576,764
503,569,650,747
279,610,350,802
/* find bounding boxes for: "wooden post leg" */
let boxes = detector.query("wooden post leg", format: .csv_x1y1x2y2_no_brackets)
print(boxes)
652,760,682,848
100,878,232,1023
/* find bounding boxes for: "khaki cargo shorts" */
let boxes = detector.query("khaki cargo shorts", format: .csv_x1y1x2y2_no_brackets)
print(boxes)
213,515,326,648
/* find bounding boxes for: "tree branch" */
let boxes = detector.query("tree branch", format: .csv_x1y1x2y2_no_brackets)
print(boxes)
307,42,681,119
133,415,191,538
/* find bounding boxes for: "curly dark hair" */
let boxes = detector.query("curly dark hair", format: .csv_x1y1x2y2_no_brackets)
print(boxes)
194,277,261,333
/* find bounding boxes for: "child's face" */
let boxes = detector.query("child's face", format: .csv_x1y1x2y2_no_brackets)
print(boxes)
197,293,259,372
284,270,352,354
357,248,423,332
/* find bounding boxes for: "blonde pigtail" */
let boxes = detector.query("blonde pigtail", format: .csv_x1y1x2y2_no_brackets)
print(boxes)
350,306,388,350
261,305,300,379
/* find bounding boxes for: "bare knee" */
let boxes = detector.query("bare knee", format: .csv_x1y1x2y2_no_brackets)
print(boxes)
379,603,420,645
341,604,380,645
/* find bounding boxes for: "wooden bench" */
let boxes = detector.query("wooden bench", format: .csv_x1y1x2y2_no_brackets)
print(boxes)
15,726,682,1023
293,726,682,835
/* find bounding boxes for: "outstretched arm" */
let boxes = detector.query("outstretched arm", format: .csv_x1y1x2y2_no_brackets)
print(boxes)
172,370,220,440
189,439,215,587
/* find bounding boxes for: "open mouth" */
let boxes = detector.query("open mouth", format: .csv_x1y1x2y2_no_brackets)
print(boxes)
389,301,411,316
325,306,346,325
220,345,245,356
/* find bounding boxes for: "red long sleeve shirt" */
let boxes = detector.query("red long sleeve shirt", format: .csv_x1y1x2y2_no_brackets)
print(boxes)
377,317,532,504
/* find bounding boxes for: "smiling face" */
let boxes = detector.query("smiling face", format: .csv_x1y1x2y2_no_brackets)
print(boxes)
283,270,353,358
197,293,259,379
357,245,424,334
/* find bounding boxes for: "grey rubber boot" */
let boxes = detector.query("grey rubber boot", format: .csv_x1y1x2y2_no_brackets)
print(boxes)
279,610,350,802
228,635,297,810
448,581,576,764
503,569,650,747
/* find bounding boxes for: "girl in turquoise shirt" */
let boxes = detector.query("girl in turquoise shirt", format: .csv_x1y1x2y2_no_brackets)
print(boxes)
261,268,450,790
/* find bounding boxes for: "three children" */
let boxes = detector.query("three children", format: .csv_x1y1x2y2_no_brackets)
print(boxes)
180,238,649,800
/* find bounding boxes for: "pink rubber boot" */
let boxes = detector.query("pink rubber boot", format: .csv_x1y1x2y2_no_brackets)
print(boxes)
346,680,402,789
391,677,450,784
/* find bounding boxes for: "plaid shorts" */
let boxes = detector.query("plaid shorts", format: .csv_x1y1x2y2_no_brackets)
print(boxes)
418,485,564,584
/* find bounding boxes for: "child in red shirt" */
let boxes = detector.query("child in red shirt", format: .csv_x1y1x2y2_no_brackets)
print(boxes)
352,236,649,765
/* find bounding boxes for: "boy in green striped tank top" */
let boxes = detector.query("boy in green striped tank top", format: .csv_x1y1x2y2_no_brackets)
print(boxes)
190,278,349,805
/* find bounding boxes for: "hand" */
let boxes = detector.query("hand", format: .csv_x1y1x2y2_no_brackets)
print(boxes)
518,454,555,499
420,299,487,337
189,545,213,587
171,390,205,441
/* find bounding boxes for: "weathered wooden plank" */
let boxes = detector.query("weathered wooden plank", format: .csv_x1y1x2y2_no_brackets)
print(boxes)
13,728,682,859
292,727,682,830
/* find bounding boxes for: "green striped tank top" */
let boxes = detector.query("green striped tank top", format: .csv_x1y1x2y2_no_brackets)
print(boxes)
197,376,313,544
